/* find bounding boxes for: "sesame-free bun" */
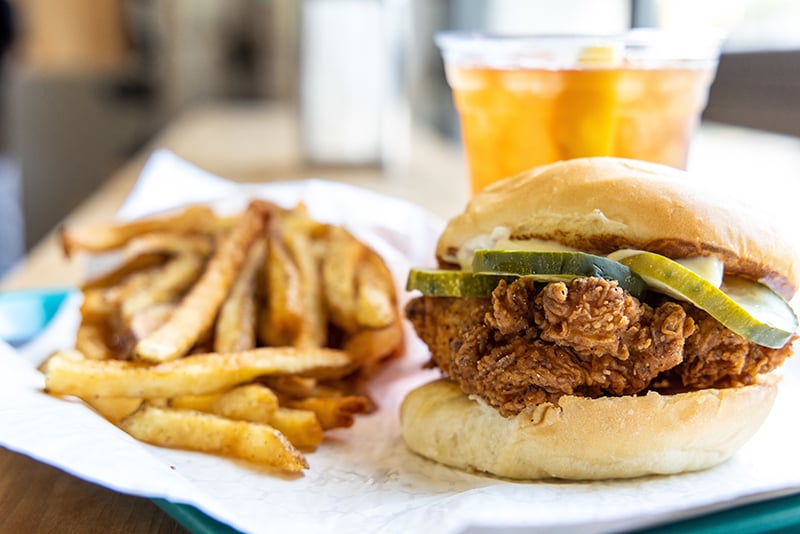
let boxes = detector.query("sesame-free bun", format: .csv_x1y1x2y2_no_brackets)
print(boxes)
437,157,800,299
400,378,778,480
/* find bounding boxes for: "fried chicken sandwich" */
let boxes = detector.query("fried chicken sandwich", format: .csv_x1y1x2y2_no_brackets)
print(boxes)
401,157,799,480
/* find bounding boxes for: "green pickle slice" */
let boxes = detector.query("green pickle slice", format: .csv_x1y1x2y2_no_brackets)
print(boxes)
616,251,797,349
406,269,519,298
472,250,648,299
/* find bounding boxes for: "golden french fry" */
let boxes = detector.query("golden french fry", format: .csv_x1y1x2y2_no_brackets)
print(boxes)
214,240,265,353
79,288,118,323
124,232,213,258
355,251,397,329
260,376,319,399
136,202,269,362
42,347,353,398
75,322,116,360
60,205,218,257
282,211,327,348
81,253,166,291
119,404,308,471
343,320,404,373
260,234,303,346
168,392,224,412
283,214,328,347
81,265,165,323
126,303,176,340
212,383,279,423
321,227,364,334
286,396,371,430
120,252,205,322
268,408,324,450
113,303,176,359
83,396,142,424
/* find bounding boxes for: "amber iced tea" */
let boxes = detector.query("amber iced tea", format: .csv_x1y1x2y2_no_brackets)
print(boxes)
438,32,720,193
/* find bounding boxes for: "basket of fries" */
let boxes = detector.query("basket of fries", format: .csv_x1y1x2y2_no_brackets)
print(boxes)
41,198,404,472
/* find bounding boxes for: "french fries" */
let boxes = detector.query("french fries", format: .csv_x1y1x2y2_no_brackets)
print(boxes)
355,252,397,329
75,322,116,361
136,202,270,362
42,347,353,398
286,396,372,430
60,205,219,257
44,199,403,472
260,234,303,347
214,240,265,353
321,227,363,334
120,405,308,472
267,408,324,450
280,209,328,349
84,396,143,424
210,383,280,422
119,252,205,322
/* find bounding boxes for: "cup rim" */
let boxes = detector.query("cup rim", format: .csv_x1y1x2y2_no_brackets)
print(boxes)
435,28,723,67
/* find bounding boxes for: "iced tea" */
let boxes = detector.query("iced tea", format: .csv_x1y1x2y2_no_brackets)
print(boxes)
437,32,720,193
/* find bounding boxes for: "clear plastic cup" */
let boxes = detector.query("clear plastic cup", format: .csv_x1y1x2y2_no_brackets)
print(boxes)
436,30,721,193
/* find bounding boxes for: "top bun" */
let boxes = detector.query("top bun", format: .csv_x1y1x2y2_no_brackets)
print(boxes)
438,157,800,299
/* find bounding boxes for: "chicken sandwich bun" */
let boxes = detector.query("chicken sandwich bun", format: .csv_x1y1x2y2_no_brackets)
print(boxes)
401,157,799,480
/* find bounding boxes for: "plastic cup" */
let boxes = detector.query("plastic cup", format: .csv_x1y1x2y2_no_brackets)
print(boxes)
436,30,721,193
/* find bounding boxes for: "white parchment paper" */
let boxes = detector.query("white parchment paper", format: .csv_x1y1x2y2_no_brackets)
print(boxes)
1,150,799,534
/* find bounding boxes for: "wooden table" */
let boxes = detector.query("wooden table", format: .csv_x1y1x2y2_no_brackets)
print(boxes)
2,102,800,533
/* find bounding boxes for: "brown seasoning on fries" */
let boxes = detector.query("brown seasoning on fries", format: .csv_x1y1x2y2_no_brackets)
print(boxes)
44,200,403,472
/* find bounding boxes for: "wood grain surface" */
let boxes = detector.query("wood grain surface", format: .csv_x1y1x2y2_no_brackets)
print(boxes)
0,448,185,533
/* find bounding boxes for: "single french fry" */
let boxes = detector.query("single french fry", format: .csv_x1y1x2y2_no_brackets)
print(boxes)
260,234,303,346
120,252,205,322
214,240,265,353
81,253,166,291
119,404,308,471
127,303,175,340
212,383,279,423
259,375,318,399
343,320,404,373
268,408,324,450
286,396,371,430
168,392,224,412
168,384,282,430
42,347,353,399
124,232,213,258
83,396,142,424
355,251,397,329
75,322,116,360
136,201,269,362
321,227,365,334
282,211,327,348
61,205,218,257
79,288,119,323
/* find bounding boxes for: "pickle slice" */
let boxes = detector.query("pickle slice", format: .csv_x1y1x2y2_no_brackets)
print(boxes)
616,251,798,348
472,250,648,299
406,269,519,298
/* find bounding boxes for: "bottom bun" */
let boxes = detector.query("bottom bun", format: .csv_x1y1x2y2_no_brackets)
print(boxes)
400,378,778,480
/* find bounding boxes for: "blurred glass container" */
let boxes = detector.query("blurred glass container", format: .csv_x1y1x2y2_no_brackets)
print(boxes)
300,0,383,166
437,30,721,193
299,0,410,171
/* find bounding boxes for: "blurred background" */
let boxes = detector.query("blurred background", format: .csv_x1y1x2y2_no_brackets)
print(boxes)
0,0,798,275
